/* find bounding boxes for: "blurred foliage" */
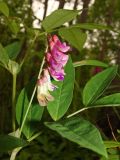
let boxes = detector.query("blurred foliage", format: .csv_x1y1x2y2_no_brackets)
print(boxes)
0,0,120,159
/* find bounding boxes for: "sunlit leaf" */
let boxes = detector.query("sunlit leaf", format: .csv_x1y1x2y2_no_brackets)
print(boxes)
42,9,79,31
59,27,87,51
71,23,113,30
45,117,107,157
0,2,9,17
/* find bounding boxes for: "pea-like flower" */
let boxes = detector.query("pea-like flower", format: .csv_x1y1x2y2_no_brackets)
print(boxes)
37,35,70,106
37,69,56,106
46,35,70,81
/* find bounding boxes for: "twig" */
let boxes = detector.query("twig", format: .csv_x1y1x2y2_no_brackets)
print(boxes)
107,114,117,141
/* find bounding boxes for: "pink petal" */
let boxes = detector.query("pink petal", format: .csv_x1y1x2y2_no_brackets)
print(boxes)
52,35,70,52
57,41,70,52
49,41,55,50
48,67,65,81
46,52,51,62
51,50,69,66
49,35,70,53
37,76,47,85
52,35,59,42
46,50,68,68
48,57,63,71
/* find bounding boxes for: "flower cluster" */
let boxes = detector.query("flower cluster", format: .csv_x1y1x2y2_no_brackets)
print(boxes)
37,35,70,106
46,35,70,81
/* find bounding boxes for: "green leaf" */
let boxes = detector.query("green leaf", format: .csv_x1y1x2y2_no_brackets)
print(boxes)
73,60,108,68
5,41,22,59
71,23,113,30
59,27,87,51
93,93,120,107
101,155,120,160
7,60,20,75
0,2,9,17
42,9,79,31
0,43,9,67
45,117,107,157
16,84,44,139
8,20,20,34
83,66,118,106
9,129,20,138
117,129,120,134
0,135,27,152
104,141,120,149
47,57,75,121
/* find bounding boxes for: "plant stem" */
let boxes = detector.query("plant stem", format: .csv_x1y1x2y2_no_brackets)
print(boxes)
12,74,17,131
10,147,22,160
19,57,45,135
10,58,45,160
10,132,42,160
67,104,120,118
67,108,87,118
113,107,120,120
28,132,42,142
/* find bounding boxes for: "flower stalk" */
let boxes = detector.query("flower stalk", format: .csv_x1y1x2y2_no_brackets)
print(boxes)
10,57,45,160
19,57,45,135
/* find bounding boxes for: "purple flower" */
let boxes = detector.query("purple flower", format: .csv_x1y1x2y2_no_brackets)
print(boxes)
46,35,70,81
37,35,71,106
49,35,70,53
48,67,65,81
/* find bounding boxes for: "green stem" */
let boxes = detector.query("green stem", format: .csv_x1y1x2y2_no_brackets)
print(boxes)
10,147,22,160
67,104,120,118
28,132,42,142
113,107,120,120
12,74,17,131
19,57,45,135
10,132,42,160
67,108,87,118
10,58,45,160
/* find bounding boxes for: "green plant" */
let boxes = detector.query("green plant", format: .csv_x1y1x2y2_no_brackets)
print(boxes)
0,3,120,160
